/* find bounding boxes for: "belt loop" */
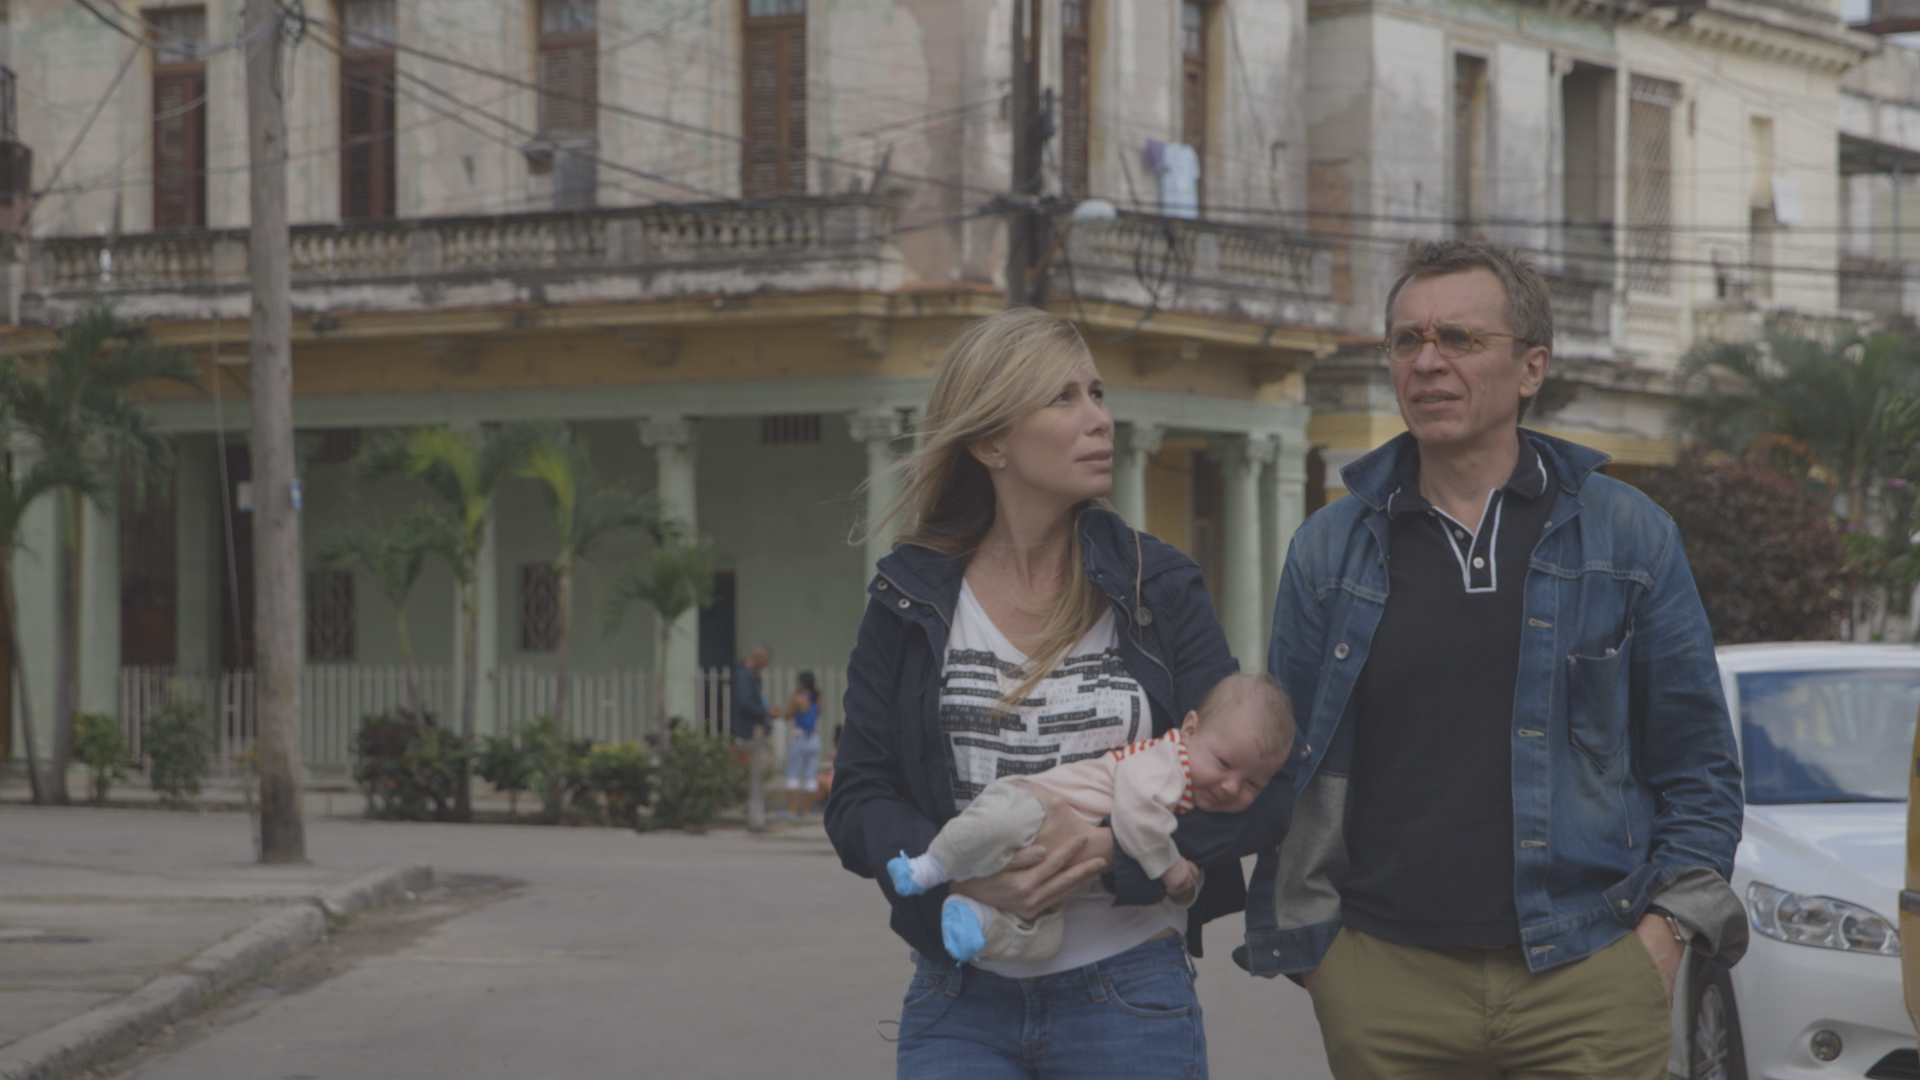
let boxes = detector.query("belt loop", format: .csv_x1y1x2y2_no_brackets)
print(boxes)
1084,962,1107,1003
949,960,966,998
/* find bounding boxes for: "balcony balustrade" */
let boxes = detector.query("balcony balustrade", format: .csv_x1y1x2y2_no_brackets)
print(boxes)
1839,253,1913,319
1544,270,1614,361
22,196,902,325
1059,211,1337,328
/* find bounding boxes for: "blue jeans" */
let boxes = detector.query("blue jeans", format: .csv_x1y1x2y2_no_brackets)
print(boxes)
895,933,1207,1079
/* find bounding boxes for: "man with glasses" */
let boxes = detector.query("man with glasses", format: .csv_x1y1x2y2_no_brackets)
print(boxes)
1240,240,1746,1078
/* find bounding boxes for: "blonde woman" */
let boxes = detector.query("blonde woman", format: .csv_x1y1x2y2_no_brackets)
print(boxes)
825,309,1290,1079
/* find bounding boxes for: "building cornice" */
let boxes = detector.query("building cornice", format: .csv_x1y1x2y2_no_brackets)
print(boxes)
1636,0,1874,73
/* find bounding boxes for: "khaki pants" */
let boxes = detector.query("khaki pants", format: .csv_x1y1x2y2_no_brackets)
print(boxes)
1310,927,1670,1080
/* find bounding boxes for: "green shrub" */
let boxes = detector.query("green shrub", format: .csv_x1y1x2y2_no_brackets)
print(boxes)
73,713,130,806
352,712,470,821
583,741,654,828
476,726,542,817
515,716,591,824
652,728,745,832
143,697,208,803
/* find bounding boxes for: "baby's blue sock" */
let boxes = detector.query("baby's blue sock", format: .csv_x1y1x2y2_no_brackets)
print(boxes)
942,896,988,963
887,851,947,896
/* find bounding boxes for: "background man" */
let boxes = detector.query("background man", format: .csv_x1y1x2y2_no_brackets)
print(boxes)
1243,240,1746,1078
732,645,778,831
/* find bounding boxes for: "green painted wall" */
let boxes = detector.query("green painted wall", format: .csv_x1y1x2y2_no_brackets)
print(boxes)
695,416,869,680
300,417,871,687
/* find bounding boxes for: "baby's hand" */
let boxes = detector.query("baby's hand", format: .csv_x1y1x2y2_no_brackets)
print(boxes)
1161,858,1200,904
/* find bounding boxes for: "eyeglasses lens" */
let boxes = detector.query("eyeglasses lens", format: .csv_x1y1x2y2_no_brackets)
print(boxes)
1387,326,1484,362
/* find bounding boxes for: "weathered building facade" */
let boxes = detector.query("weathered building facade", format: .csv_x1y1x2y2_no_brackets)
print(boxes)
2,0,1335,770
1304,0,1871,496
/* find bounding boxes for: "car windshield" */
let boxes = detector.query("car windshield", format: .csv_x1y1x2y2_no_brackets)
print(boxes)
1737,667,1920,804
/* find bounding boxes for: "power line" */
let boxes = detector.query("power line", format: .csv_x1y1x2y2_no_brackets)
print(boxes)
302,10,1015,205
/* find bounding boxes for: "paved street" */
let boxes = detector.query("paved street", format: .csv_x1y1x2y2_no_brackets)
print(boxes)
3,804,1330,1080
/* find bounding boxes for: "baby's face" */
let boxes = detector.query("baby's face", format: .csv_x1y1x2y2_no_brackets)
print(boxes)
1180,709,1289,814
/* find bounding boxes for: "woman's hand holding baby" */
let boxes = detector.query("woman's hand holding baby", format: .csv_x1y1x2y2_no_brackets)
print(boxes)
950,789,1112,921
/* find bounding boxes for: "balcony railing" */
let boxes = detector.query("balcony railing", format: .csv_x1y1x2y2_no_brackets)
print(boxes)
1060,211,1336,327
1544,270,1614,360
24,196,901,324
1839,253,1911,318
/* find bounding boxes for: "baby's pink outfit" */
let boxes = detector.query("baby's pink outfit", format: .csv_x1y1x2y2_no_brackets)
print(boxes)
927,729,1195,885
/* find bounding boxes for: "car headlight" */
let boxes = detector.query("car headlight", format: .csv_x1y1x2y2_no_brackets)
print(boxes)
1746,881,1900,956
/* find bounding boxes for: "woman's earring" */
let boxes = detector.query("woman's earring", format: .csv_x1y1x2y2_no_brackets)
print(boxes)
995,461,1008,469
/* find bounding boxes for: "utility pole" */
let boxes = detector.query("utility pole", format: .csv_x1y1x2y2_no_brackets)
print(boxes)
1006,0,1046,308
245,0,305,864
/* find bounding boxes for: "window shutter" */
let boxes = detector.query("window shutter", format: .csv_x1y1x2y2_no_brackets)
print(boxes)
540,40,598,134
152,69,206,229
1180,1,1206,211
1626,76,1677,294
340,58,396,220
741,11,806,197
1060,0,1091,198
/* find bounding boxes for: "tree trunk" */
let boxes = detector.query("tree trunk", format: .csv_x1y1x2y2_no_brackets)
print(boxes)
653,616,670,734
454,580,476,822
246,0,306,863
0,558,45,803
48,490,77,804
396,607,422,720
553,564,573,732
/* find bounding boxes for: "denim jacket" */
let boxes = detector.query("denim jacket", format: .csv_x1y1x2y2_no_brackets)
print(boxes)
824,507,1291,962
1242,431,1745,977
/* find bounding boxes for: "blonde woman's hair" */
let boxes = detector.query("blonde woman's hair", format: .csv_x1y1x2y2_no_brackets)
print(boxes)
864,307,1111,710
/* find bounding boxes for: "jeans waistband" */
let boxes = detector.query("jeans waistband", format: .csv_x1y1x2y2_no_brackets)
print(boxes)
911,931,1191,991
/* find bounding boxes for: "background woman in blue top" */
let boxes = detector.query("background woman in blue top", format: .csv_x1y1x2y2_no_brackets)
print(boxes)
781,671,823,819
825,308,1290,1079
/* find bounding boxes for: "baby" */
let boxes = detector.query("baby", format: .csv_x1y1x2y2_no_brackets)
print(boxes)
889,672,1295,965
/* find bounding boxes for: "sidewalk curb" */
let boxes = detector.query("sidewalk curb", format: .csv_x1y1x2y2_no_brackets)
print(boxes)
316,863,433,921
0,863,434,1080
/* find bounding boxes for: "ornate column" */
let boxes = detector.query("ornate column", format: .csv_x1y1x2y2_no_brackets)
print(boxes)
1209,434,1275,674
640,416,699,725
8,436,56,765
1110,422,1163,530
1268,431,1309,605
77,495,120,716
849,409,910,584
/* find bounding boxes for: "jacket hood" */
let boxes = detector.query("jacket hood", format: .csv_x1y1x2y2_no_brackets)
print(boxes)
1340,430,1613,511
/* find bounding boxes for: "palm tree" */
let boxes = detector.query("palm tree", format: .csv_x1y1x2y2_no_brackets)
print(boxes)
1675,325,1920,522
0,305,198,804
319,506,459,719
0,410,88,804
517,424,664,727
603,530,716,731
353,422,537,822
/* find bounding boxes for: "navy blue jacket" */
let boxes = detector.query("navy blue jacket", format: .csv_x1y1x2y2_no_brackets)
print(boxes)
730,663,769,740
825,506,1293,961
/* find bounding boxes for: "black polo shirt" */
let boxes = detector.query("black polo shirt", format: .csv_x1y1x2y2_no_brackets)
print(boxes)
1339,436,1556,949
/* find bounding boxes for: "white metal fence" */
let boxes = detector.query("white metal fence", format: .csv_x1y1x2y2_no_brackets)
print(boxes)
494,666,654,746
117,662,845,772
119,665,455,773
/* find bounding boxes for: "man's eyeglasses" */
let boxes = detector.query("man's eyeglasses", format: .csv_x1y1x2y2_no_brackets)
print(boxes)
1377,324,1536,364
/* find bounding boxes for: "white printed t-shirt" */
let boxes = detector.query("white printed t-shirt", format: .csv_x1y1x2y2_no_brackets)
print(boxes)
940,580,1186,977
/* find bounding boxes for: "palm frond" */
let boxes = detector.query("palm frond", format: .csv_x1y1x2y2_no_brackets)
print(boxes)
602,538,717,636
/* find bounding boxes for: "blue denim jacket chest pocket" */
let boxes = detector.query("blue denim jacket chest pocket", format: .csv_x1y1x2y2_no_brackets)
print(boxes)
1246,431,1742,977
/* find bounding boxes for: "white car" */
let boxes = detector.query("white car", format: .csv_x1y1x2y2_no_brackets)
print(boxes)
1672,642,1920,1080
